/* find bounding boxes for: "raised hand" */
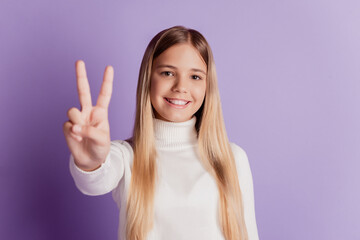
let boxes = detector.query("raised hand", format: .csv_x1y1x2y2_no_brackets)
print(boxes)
63,60,114,171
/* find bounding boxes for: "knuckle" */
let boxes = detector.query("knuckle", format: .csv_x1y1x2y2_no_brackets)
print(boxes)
62,121,71,131
67,107,75,115
67,107,79,119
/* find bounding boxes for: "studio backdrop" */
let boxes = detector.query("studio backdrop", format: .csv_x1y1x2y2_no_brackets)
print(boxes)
0,0,359,239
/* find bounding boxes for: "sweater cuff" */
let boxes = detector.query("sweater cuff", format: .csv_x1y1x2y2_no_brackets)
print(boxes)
69,152,112,176
69,151,114,196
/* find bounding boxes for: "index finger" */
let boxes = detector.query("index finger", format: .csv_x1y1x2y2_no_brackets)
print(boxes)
96,65,114,109
76,60,93,110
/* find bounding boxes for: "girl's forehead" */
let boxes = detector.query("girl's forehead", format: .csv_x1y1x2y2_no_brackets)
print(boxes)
152,44,206,72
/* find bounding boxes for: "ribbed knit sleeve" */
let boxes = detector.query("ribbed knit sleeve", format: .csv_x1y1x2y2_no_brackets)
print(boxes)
69,140,133,196
230,142,259,240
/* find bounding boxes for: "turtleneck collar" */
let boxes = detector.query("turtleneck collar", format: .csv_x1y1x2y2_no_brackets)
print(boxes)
153,116,198,149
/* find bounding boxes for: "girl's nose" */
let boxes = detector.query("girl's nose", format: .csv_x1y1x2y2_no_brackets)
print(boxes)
171,74,188,93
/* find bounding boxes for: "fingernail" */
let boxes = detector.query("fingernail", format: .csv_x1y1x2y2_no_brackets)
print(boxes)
73,125,81,133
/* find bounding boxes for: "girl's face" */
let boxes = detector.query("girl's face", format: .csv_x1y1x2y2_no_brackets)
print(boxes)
150,43,207,122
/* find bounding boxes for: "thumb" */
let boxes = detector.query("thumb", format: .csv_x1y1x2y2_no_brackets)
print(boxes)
72,124,108,144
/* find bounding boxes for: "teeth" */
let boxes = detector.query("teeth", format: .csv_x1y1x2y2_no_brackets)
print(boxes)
167,99,188,105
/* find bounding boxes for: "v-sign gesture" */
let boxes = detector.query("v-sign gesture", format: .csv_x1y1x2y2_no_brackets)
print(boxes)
63,60,114,171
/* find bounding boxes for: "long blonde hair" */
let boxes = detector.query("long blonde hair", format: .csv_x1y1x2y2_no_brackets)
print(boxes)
126,25,248,240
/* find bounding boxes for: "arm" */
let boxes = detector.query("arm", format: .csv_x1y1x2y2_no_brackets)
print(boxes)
230,142,260,240
69,140,132,196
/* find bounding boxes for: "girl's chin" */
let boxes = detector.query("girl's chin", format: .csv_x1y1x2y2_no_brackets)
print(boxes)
160,116,193,122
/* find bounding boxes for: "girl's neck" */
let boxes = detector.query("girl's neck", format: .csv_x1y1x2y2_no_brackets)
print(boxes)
153,115,198,149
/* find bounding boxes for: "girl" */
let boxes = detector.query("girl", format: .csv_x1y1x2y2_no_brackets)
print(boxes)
63,25,259,240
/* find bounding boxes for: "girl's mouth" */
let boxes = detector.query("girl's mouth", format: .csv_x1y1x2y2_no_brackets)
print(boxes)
164,98,191,109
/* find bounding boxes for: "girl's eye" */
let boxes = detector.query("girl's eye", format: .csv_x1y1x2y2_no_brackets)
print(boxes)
161,71,174,77
160,71,202,80
192,75,202,80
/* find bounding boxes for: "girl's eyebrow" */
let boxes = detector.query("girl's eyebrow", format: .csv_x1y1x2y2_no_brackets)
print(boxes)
155,64,206,75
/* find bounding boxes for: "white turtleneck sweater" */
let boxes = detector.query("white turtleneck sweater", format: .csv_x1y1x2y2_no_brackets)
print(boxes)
69,116,259,240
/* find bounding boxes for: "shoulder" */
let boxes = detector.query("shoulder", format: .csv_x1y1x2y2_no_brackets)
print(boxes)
229,142,249,168
229,142,248,161
229,142,252,180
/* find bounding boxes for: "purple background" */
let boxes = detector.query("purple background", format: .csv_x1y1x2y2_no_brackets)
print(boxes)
1,0,359,239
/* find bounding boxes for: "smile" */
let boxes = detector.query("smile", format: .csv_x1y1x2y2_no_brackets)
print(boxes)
164,97,191,109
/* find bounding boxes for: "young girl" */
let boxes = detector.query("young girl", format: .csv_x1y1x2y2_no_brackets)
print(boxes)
63,25,259,240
